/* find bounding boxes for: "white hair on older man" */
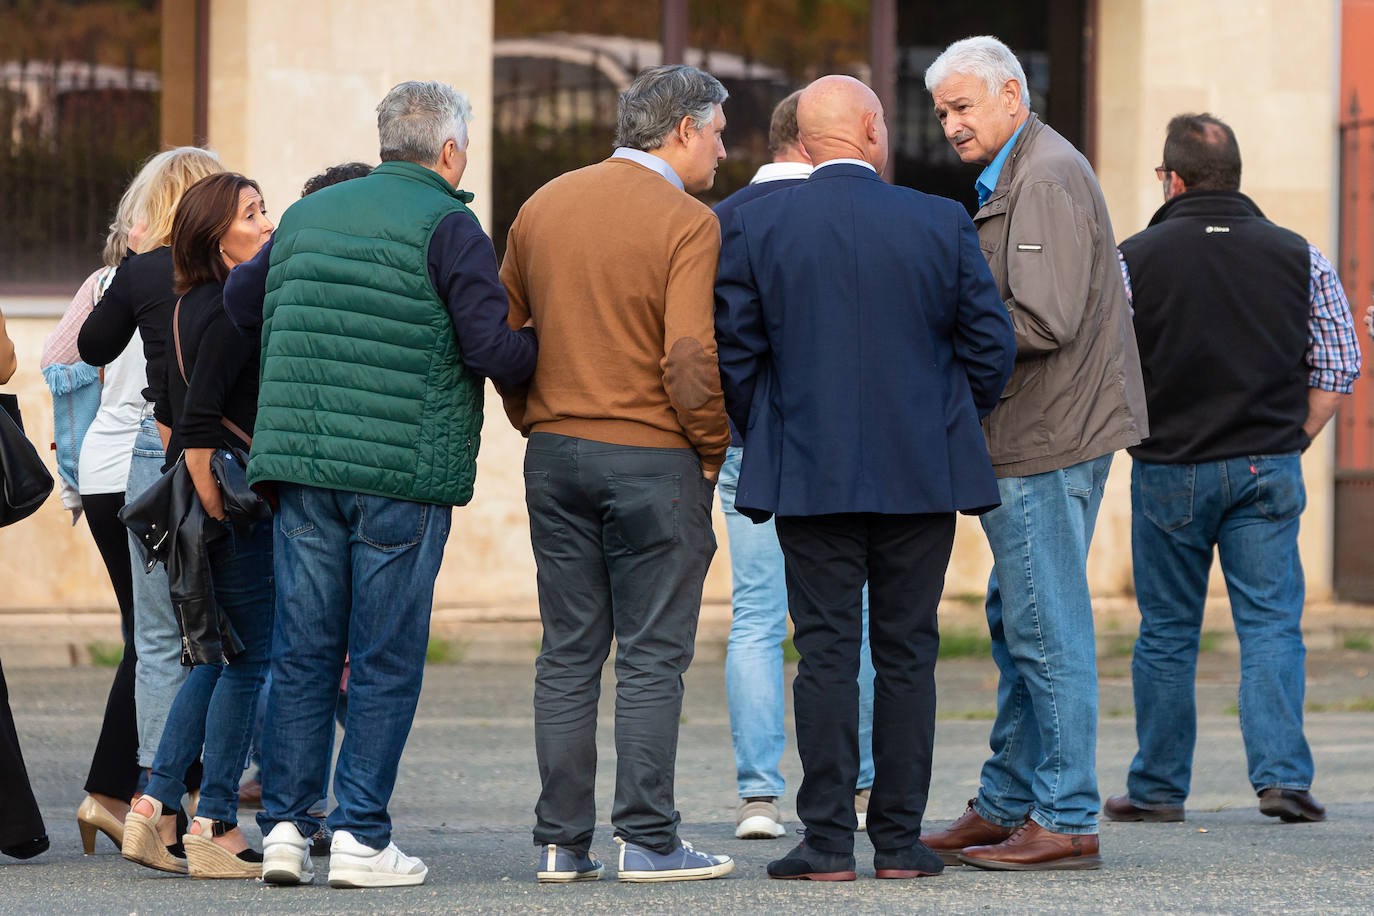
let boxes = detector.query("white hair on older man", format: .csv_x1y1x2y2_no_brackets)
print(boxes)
376,80,472,165
924,35,1031,109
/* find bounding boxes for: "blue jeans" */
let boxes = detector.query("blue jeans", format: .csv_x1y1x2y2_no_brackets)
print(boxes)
717,446,875,799
1127,454,1312,806
127,413,186,767
976,454,1112,835
257,484,451,849
145,522,274,823
246,668,335,817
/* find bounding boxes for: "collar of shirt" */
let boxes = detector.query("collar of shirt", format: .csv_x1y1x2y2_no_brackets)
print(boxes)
750,161,814,184
811,158,878,174
611,147,684,190
976,118,1029,206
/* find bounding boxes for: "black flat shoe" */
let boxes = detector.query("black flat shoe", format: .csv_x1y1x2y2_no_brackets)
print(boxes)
1259,788,1325,823
2,834,49,860
767,839,856,881
874,840,944,879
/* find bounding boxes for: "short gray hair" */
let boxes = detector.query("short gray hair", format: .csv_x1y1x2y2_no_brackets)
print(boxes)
614,65,728,151
377,80,472,165
924,36,1031,109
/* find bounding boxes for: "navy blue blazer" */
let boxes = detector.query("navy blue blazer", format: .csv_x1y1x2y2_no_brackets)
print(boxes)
713,176,807,446
714,163,1015,522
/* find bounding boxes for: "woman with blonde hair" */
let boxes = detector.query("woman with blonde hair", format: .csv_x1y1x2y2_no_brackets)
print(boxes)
41,157,148,854
73,146,224,861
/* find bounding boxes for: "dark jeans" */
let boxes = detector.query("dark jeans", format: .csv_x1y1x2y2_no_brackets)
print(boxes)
81,491,141,801
0,655,45,848
774,512,955,856
145,522,274,825
525,434,716,856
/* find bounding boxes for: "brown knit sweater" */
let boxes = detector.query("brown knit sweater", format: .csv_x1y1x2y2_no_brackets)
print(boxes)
499,157,731,474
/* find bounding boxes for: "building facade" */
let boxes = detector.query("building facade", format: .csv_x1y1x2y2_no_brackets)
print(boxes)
0,0,1352,620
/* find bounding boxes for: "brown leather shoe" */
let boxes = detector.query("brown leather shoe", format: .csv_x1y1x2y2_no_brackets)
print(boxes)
1103,794,1184,822
919,800,1019,866
958,820,1101,871
237,779,262,809
1259,788,1325,823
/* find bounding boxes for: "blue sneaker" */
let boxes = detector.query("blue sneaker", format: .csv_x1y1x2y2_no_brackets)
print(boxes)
536,844,603,883
614,836,734,882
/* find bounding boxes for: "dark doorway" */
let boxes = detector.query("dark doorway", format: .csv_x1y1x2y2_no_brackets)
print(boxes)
891,0,1090,210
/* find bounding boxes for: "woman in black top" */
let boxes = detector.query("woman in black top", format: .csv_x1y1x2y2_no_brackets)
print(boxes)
122,172,276,879
74,148,224,851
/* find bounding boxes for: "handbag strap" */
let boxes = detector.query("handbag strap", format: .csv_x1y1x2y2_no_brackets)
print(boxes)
172,296,253,449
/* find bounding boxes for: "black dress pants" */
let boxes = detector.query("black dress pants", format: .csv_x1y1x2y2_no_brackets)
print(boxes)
774,511,955,856
80,491,141,800
0,655,45,848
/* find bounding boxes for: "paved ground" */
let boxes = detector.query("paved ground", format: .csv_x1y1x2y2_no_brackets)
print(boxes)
2,649,1372,914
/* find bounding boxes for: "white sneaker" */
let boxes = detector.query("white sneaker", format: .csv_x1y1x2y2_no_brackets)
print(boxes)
328,829,428,888
735,798,786,839
855,788,871,832
262,821,315,885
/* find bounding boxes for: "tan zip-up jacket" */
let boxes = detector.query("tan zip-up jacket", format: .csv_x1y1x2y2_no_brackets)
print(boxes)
973,114,1148,477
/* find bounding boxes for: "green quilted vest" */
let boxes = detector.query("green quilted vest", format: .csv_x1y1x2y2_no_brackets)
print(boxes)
250,161,483,506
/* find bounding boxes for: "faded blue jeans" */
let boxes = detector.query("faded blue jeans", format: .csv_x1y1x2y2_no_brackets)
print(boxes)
144,521,274,824
1127,454,1312,807
975,454,1112,835
717,447,875,800
127,411,186,766
257,484,451,850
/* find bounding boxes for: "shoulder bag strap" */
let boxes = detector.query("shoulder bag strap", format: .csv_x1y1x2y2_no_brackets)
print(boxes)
171,295,253,449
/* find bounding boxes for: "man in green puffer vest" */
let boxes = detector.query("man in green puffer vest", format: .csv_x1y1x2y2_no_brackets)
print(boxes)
223,80,537,889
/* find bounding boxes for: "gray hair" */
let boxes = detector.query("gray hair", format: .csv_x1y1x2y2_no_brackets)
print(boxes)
377,80,472,165
614,65,728,151
924,36,1031,109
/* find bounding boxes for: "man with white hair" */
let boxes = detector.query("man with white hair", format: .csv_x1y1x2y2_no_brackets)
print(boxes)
500,64,734,884
224,80,538,888
919,36,1148,870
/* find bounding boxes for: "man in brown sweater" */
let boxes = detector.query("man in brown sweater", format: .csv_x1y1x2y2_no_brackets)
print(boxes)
500,64,734,884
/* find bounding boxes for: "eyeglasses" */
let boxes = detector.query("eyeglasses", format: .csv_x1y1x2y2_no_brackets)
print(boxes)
1154,165,1172,179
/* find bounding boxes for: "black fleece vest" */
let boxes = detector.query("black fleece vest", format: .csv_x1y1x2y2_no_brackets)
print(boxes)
1119,191,1310,464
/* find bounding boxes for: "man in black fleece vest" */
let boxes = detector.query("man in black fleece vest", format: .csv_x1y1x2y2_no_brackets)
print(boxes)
1108,113,1361,826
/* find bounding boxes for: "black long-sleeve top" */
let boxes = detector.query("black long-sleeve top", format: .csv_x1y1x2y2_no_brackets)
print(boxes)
77,246,176,418
163,282,259,470
223,211,537,387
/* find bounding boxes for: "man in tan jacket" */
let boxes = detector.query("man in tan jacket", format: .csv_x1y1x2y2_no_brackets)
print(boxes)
919,35,1148,871
500,64,734,885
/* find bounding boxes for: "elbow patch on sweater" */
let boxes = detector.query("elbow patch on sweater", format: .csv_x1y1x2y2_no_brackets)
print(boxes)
665,337,716,410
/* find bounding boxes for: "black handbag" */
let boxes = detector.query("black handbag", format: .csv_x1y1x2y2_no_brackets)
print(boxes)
210,446,271,535
0,393,54,528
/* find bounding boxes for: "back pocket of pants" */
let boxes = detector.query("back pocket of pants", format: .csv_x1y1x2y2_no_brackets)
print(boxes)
356,494,429,550
606,474,680,554
1139,462,1195,532
1254,456,1305,522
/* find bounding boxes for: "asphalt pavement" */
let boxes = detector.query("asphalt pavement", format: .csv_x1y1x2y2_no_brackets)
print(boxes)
2,649,1372,914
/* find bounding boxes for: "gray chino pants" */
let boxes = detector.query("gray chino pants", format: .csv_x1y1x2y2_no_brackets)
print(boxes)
525,432,716,855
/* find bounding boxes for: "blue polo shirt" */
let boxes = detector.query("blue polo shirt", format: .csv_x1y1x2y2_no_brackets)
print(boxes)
976,118,1029,206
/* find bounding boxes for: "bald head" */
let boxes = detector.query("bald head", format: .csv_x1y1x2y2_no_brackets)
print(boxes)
797,75,887,171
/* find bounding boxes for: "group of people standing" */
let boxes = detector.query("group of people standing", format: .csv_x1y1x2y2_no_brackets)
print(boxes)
0,29,1358,892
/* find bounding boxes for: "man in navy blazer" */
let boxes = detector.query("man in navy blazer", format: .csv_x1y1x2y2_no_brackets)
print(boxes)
714,75,1015,882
